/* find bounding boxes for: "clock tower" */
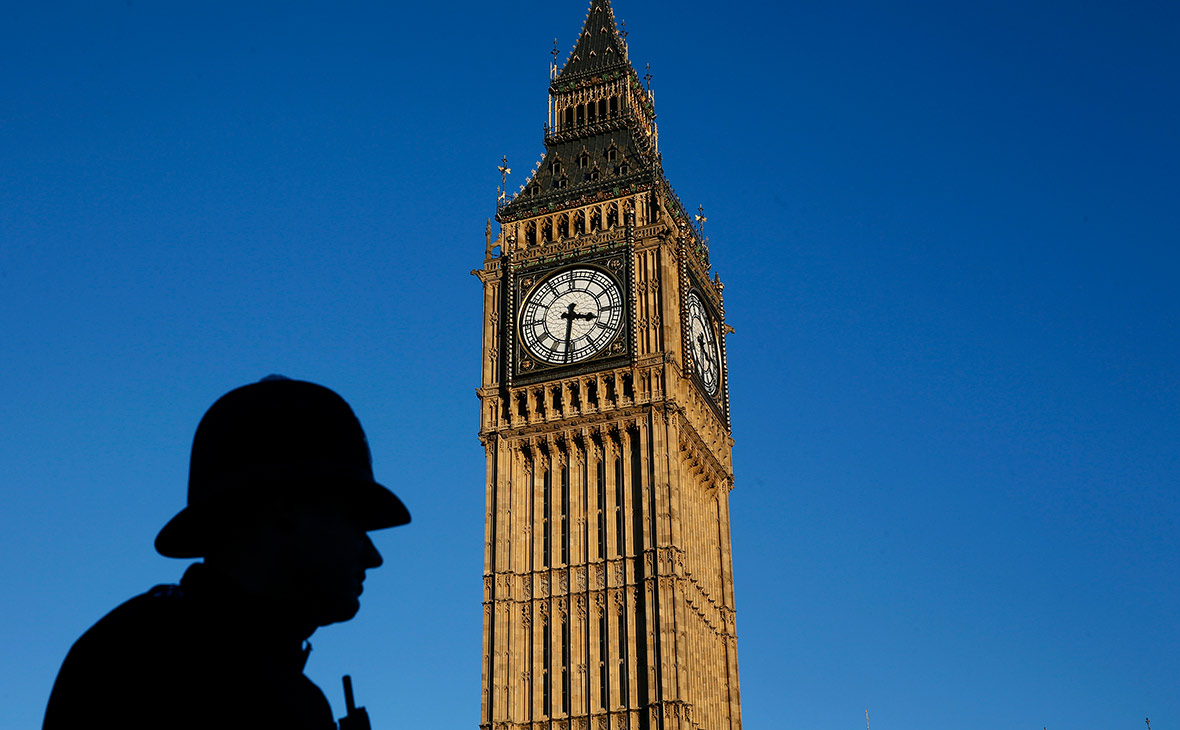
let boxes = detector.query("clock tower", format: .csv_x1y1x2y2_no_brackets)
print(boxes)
474,3,741,729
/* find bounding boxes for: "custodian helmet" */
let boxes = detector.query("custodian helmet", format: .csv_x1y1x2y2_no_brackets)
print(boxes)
155,376,410,558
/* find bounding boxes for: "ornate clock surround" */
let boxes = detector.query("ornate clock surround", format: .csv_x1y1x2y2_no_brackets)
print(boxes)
509,247,634,386
682,265,731,426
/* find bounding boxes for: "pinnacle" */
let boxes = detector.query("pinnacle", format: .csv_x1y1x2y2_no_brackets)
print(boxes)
556,0,630,81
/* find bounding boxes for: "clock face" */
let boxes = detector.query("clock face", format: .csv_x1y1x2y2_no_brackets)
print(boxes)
687,291,720,396
519,267,625,365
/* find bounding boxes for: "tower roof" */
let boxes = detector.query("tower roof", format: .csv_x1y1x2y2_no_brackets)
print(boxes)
556,0,629,81
498,0,705,260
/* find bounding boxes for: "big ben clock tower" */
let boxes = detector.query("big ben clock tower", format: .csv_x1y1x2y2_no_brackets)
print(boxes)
474,3,742,729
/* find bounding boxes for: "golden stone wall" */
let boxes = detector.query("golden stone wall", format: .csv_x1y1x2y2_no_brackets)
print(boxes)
476,220,742,730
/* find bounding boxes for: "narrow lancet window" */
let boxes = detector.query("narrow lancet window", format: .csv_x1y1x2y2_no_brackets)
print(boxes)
543,466,552,567
560,463,569,565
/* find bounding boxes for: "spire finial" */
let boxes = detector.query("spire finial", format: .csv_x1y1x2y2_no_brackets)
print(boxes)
497,156,512,208
644,63,653,90
695,205,707,236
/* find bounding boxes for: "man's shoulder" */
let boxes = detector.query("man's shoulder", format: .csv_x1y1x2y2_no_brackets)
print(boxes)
46,567,337,730
43,580,205,728
71,581,197,653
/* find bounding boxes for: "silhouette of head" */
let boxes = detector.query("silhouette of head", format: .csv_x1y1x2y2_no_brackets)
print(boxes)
155,376,410,627
203,490,387,627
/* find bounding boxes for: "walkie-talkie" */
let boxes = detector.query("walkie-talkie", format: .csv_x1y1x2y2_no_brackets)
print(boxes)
338,675,372,730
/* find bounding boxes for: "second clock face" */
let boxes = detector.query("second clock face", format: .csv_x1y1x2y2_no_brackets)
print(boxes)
687,291,720,396
520,267,624,365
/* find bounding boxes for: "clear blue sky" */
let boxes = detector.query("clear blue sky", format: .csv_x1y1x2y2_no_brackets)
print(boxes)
2,1,1177,728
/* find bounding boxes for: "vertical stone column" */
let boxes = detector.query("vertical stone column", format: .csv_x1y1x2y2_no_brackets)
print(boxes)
634,419,661,719
654,406,689,718
480,436,497,728
618,425,640,718
717,480,742,730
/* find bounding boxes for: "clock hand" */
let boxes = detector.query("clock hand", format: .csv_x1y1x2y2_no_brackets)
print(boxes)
563,303,576,363
560,303,598,363
697,334,714,367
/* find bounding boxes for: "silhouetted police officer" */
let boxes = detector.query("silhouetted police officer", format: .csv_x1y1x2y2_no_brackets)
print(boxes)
44,376,409,730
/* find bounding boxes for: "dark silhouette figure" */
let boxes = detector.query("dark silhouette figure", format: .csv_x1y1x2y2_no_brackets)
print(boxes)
43,376,409,730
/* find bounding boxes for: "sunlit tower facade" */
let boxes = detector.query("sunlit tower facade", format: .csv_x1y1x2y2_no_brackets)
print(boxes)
474,2,741,729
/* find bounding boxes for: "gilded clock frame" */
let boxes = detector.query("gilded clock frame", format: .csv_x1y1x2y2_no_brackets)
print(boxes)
509,250,632,385
682,270,730,425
